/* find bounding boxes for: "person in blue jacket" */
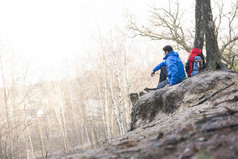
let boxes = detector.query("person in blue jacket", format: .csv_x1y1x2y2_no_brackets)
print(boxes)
146,45,186,91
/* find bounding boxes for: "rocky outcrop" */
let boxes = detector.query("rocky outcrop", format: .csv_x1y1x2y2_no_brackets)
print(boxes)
130,70,237,130
70,70,238,159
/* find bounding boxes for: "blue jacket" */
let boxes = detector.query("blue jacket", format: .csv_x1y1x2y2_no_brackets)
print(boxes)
153,51,186,85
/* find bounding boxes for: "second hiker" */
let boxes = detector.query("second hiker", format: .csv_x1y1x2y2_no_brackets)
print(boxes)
185,48,206,77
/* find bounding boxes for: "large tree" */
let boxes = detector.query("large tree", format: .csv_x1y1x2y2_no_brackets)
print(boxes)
202,0,221,70
194,0,204,50
194,0,221,70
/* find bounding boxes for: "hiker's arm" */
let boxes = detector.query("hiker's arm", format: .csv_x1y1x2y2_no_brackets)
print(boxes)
153,61,166,72
167,58,178,85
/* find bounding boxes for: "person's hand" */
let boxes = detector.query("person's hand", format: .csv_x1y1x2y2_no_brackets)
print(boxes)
151,71,155,77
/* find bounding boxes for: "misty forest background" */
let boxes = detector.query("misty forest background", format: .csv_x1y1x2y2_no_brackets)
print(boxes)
0,0,238,158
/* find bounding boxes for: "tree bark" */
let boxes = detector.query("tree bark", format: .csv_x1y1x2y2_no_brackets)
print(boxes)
194,0,205,50
203,0,220,70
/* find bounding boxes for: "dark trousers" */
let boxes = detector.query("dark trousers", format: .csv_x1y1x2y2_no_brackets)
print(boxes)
157,66,169,89
159,65,168,83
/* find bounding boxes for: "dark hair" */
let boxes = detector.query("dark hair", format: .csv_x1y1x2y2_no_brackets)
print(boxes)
163,45,173,52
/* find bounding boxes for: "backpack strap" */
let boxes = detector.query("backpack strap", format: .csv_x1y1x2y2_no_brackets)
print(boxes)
188,55,193,76
200,51,206,69
187,55,192,66
193,56,202,71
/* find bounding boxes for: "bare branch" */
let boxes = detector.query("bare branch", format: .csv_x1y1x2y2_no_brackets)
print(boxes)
220,36,238,54
127,1,192,53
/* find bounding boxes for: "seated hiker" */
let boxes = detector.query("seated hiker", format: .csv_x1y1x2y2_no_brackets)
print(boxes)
185,48,206,77
145,45,186,91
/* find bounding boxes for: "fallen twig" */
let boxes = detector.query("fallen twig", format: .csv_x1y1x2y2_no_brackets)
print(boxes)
195,106,238,125
195,111,238,125
213,94,238,107
224,106,238,115
192,82,235,107
142,121,162,129
203,123,238,132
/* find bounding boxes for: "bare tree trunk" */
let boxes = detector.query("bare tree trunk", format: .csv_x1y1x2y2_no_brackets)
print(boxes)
22,83,36,159
107,77,125,136
83,122,91,148
15,119,20,159
70,97,83,149
9,66,16,159
75,110,87,150
59,101,69,153
24,130,30,159
96,79,107,139
46,114,52,140
77,102,91,149
91,126,98,148
49,84,70,154
75,115,85,150
102,61,112,140
39,125,46,159
111,108,114,137
54,106,68,153
0,132,5,158
27,126,35,159
113,51,125,135
9,113,14,159
89,106,98,148
123,51,132,128
104,81,112,140
194,0,205,50
36,118,46,159
103,52,125,136
203,0,220,70
0,56,14,159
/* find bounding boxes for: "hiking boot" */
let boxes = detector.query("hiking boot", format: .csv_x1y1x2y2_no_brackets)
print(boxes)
144,87,157,92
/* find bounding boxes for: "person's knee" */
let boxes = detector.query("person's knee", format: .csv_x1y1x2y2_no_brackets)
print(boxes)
157,80,169,89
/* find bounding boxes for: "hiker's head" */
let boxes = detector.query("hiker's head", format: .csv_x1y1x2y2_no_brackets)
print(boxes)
163,45,173,55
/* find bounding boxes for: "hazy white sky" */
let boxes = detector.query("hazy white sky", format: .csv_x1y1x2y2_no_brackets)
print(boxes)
0,0,161,82
1,0,234,83
0,0,198,83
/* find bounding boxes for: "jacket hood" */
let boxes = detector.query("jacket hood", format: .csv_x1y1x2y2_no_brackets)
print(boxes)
163,51,179,60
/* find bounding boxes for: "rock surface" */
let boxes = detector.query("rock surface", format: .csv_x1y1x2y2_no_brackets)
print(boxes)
69,71,238,159
130,70,237,130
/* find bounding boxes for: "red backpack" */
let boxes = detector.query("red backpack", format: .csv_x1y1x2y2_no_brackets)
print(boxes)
185,48,204,77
